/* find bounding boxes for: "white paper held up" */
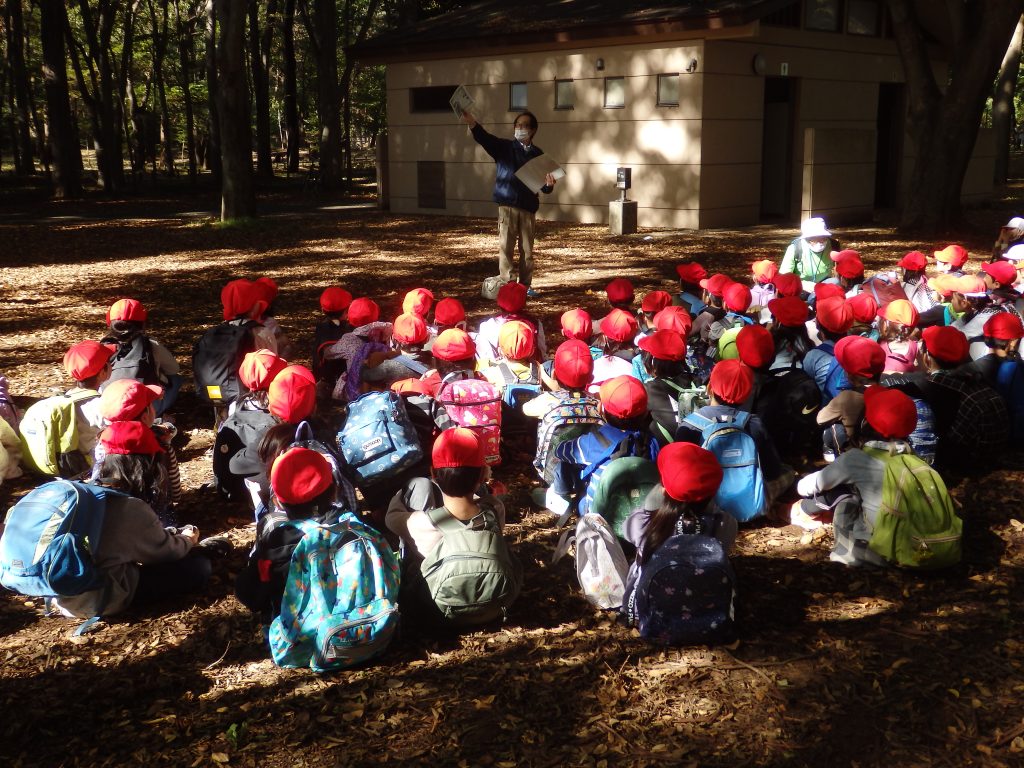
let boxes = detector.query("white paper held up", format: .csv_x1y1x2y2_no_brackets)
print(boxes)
514,155,566,194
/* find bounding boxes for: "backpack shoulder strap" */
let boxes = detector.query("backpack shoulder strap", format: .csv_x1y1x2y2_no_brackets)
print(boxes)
66,388,99,405
731,410,751,430
425,505,470,536
682,411,714,432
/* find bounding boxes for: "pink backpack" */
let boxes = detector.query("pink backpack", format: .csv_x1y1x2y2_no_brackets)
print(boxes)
435,374,503,465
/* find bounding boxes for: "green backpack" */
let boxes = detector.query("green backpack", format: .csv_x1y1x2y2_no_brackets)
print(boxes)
654,380,709,443
587,456,660,542
864,448,961,569
419,505,523,627
19,389,98,477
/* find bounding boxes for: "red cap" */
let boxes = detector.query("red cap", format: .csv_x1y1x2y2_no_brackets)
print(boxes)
835,256,865,279
928,274,961,299
897,251,928,271
653,306,693,336
983,312,1024,340
554,339,594,389
402,288,434,318
934,244,969,267
675,262,707,284
270,447,334,506
602,308,640,342
847,292,879,323
708,359,754,405
751,259,778,284
699,273,733,297
863,386,917,440
497,281,528,312
814,282,846,302
348,297,380,327
768,296,809,327
320,286,353,314
432,328,476,362
499,320,536,359
63,340,115,381
641,290,673,313
657,442,723,502
637,329,686,361
834,336,885,379
434,298,465,326
561,308,593,340
606,278,635,304
99,379,163,421
982,261,1018,286
773,273,803,298
599,375,648,419
952,275,989,297
815,296,854,334
830,249,861,263
724,283,752,313
221,279,265,321
878,299,918,327
431,427,485,468
238,349,288,391
106,298,147,324
99,421,164,455
922,326,969,365
252,277,279,305
267,365,317,423
393,313,429,345
391,377,434,396
735,325,775,369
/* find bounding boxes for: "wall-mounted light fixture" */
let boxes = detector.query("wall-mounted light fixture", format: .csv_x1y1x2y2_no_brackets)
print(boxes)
752,53,767,75
596,57,605,71
685,58,698,73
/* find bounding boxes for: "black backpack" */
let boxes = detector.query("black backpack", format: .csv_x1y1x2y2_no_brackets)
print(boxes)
313,319,347,382
755,367,822,459
102,335,159,386
192,320,258,405
213,406,279,501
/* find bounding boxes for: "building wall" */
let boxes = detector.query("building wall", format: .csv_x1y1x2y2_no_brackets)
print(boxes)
383,22,994,230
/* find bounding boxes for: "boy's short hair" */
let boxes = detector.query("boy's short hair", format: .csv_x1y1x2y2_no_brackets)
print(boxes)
433,466,485,498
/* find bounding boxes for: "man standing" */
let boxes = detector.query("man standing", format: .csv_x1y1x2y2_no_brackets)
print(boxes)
461,110,556,295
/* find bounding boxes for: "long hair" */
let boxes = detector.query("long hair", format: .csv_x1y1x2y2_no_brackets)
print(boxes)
641,494,712,565
96,453,169,511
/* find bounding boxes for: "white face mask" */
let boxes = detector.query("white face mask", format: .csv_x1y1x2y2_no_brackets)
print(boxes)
514,128,531,142
808,240,828,254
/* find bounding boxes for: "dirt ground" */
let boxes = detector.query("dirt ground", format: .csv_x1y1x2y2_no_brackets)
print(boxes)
1,178,1024,767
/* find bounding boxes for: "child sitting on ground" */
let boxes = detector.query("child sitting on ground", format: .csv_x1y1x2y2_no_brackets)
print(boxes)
590,309,639,393
877,299,920,374
817,335,885,461
476,282,547,363
636,330,695,445
803,295,854,403
101,298,183,416
676,262,708,316
312,286,352,397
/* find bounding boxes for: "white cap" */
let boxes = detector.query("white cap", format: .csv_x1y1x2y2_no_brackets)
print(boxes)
801,217,831,240
1005,216,1024,229
1005,243,1024,261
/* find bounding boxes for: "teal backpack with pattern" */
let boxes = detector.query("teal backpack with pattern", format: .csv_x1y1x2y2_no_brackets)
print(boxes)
268,512,400,672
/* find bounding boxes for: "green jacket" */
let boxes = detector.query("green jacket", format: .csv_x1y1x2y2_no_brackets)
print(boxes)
780,239,833,283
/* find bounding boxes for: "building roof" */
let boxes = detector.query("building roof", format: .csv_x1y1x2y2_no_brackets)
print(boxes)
354,0,797,62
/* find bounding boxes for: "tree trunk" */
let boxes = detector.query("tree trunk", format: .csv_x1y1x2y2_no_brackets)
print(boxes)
282,0,299,172
214,0,255,220
313,0,341,188
7,0,35,174
40,0,82,198
148,0,175,175
249,0,275,178
339,0,381,190
205,0,222,180
888,0,1024,232
994,16,1024,185
176,0,197,181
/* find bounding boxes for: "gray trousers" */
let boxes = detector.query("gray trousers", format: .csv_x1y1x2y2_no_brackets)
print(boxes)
497,205,536,286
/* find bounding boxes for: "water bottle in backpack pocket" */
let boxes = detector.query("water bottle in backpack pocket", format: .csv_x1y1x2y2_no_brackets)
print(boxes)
268,513,400,672
682,411,766,522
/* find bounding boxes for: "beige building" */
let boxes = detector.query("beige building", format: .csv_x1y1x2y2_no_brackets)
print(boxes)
356,0,994,230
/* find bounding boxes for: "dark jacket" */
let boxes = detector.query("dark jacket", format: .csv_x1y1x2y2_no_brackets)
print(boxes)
471,124,552,213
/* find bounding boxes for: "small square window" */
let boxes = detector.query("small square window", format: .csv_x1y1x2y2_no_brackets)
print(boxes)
555,79,575,110
847,0,879,35
604,77,625,109
805,0,842,32
657,74,679,107
510,82,528,111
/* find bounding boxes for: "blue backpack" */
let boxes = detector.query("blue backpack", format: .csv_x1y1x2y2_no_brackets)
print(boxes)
821,346,850,402
625,515,736,646
996,359,1024,443
494,361,542,408
268,513,400,672
682,411,766,522
0,480,125,599
336,390,423,486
